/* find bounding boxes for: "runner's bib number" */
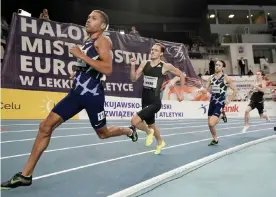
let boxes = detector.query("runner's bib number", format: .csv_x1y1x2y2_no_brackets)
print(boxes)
143,75,158,88
212,85,220,94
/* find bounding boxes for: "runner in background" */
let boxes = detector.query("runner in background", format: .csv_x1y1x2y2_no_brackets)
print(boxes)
242,71,270,133
129,43,184,154
198,60,237,146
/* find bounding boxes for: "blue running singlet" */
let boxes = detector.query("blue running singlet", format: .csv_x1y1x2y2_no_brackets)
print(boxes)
207,74,228,117
52,38,106,129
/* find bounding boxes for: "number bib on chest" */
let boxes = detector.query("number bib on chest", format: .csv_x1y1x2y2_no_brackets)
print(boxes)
212,84,220,94
143,75,158,88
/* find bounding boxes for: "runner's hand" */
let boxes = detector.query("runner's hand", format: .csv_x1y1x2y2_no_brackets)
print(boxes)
130,56,136,66
69,71,76,80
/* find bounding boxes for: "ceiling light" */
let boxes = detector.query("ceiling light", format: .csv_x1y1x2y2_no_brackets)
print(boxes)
18,9,31,17
228,14,235,18
210,14,215,18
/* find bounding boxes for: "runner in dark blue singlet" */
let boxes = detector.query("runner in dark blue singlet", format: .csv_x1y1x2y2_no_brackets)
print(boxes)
1,10,137,190
199,60,237,146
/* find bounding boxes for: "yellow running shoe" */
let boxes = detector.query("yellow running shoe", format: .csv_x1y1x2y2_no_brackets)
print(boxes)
145,129,154,147
154,141,166,155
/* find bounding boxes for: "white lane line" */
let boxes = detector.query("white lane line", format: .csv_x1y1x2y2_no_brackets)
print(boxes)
1,122,274,159
107,135,276,197
1,119,272,143
2,118,274,134
0,119,213,127
32,127,274,181
1,118,263,128
1,133,94,144
1,127,93,134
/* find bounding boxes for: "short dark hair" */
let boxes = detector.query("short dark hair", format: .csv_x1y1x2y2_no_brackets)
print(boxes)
259,70,265,76
93,10,109,29
217,60,226,68
154,43,165,53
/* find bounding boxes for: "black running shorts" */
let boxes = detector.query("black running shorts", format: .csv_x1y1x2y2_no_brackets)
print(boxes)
248,101,264,115
137,99,161,125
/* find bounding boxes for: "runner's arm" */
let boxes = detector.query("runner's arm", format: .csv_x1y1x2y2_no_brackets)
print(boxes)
199,76,211,94
254,81,267,93
226,75,238,102
163,63,185,90
69,71,76,79
78,36,113,76
130,60,146,82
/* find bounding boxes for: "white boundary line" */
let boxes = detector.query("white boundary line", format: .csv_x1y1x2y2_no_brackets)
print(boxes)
30,128,275,181
107,135,276,197
1,118,274,134
0,119,212,127
1,122,274,159
0,118,250,127
1,119,274,142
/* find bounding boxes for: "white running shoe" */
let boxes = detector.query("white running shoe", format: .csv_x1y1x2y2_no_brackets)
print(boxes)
242,126,249,133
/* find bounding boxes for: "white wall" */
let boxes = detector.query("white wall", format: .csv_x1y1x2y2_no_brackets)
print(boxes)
272,49,276,63
208,55,229,60
222,43,256,75
242,34,273,43
191,59,232,74
222,43,276,75
190,59,209,74
257,62,276,74
210,24,267,35
267,73,276,82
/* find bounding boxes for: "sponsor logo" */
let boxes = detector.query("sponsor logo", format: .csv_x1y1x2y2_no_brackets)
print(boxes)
199,104,208,114
224,104,239,113
40,96,56,114
1,102,21,110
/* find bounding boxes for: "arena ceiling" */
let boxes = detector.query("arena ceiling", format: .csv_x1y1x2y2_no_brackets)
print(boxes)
2,0,275,24
62,0,276,18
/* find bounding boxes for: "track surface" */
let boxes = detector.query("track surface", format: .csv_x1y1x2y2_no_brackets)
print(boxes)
1,118,275,197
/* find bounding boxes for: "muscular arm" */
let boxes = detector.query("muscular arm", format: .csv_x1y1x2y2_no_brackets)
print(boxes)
199,76,211,94
254,81,267,93
130,60,146,82
226,75,238,102
79,36,113,76
163,63,185,90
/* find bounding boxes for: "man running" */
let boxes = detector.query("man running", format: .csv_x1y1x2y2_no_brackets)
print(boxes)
199,60,237,146
129,43,184,154
242,71,270,133
1,10,137,190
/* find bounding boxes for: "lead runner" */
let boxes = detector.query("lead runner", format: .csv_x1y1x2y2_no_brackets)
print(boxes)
1,10,138,190
129,43,185,154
